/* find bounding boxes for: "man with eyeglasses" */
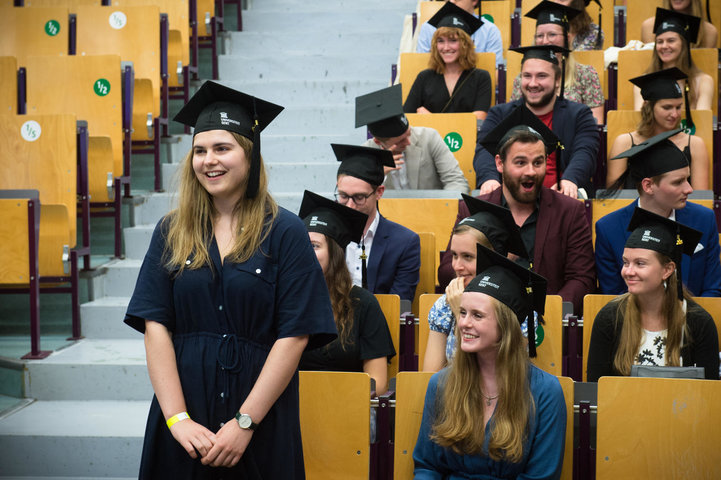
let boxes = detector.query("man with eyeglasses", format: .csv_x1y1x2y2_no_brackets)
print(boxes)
356,85,469,193
333,144,421,303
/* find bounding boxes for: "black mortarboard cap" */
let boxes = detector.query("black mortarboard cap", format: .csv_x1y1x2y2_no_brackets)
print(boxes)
299,190,368,249
333,144,395,186
479,103,563,156
173,81,284,199
625,206,702,299
427,1,483,37
525,0,581,31
630,68,686,101
458,194,528,258
355,85,410,139
653,7,701,44
510,44,569,65
610,129,688,182
465,244,547,357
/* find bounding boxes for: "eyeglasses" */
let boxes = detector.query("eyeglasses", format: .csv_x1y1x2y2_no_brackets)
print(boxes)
534,32,563,42
334,187,377,206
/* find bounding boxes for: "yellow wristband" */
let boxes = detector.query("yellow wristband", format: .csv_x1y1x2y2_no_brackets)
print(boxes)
166,412,190,429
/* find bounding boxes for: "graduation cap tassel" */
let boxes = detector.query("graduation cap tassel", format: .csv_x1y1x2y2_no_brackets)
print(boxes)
559,54,566,100
596,10,602,49
246,98,261,199
360,243,368,290
675,230,684,301
683,83,694,131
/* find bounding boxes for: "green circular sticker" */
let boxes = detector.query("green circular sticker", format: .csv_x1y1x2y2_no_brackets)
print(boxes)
534,323,544,347
444,132,463,152
45,20,60,37
94,79,111,97
680,118,696,136
481,13,495,24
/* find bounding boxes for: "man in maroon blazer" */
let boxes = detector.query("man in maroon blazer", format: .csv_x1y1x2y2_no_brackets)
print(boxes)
438,108,595,313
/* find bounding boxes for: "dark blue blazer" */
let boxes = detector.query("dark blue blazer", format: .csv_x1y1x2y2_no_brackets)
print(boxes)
595,200,721,296
473,98,599,193
367,215,421,302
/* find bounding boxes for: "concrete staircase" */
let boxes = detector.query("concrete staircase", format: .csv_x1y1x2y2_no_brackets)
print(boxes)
0,0,415,477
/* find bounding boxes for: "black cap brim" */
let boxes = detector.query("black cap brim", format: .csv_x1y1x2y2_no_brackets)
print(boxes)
299,190,368,249
510,44,570,64
629,67,687,101
355,85,409,138
333,144,395,186
479,103,562,156
626,206,701,258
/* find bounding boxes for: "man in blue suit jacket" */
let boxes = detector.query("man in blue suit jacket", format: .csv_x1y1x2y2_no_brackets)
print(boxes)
333,144,421,302
473,46,599,198
595,130,721,297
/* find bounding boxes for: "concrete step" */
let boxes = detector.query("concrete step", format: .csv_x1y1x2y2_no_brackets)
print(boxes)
219,53,392,82
264,105,356,135
24,339,150,401
103,259,143,298
267,162,339,193
227,31,400,56
274,191,332,215
123,225,155,259
220,78,390,106
241,9,410,33
0,400,147,478
132,192,177,226
81,297,134,340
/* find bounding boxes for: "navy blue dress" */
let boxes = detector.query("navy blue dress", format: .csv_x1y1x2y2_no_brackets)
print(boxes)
125,208,337,480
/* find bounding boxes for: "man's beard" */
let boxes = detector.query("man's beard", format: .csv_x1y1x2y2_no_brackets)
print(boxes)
522,87,556,109
503,173,543,204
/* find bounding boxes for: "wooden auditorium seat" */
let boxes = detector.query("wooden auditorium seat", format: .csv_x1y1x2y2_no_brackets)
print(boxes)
0,57,17,114
533,295,564,376
581,294,617,381
414,231,437,316
623,0,663,43
76,5,162,142
392,371,434,480
406,112,478,189
616,48,718,117
480,0,512,53
20,0,102,7
557,375,574,480
690,296,721,360
25,54,124,204
375,294,401,379
417,293,442,371
417,1,442,27
0,6,69,66
399,52,497,106
605,109,714,190
596,376,721,478
299,371,372,480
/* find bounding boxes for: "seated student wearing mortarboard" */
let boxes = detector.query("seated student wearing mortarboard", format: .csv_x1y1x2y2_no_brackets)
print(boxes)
558,0,605,51
124,82,337,478
588,206,720,382
607,68,709,191
404,2,493,120
473,45,599,200
641,0,718,48
416,0,504,68
357,85,469,193
424,194,530,372
633,7,714,112
438,105,596,314
333,144,421,303
510,1,604,124
596,129,721,298
414,245,567,479
297,191,396,395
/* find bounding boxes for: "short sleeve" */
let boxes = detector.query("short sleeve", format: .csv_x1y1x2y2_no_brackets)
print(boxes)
271,210,337,350
428,294,454,335
124,219,176,333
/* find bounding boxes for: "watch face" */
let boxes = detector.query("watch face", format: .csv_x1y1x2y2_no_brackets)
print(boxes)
237,414,252,428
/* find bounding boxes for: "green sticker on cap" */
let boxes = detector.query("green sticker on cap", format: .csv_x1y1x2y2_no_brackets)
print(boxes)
534,323,544,347
444,132,463,152
45,20,60,36
680,118,696,136
94,79,111,97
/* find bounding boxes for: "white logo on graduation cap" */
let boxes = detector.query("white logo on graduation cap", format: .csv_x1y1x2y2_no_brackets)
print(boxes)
309,215,328,227
641,229,661,244
452,17,465,27
675,83,682,94
662,21,673,30
219,111,240,127
549,13,561,23
220,112,228,119
478,275,500,290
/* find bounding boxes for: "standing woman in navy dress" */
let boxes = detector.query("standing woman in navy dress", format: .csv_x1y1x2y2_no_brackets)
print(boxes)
124,81,337,479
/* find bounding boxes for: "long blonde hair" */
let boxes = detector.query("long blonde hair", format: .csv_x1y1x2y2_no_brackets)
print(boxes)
431,297,533,462
613,253,690,375
647,33,701,107
429,26,476,74
164,132,278,270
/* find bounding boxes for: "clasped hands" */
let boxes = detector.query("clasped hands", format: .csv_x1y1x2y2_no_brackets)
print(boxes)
169,417,253,468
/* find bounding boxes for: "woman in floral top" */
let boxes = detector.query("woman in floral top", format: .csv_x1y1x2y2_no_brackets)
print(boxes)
553,0,604,50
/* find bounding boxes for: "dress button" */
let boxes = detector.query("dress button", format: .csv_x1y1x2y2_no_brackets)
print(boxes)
185,259,191,265
220,422,225,428
255,268,261,274
219,305,223,311
220,392,224,398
